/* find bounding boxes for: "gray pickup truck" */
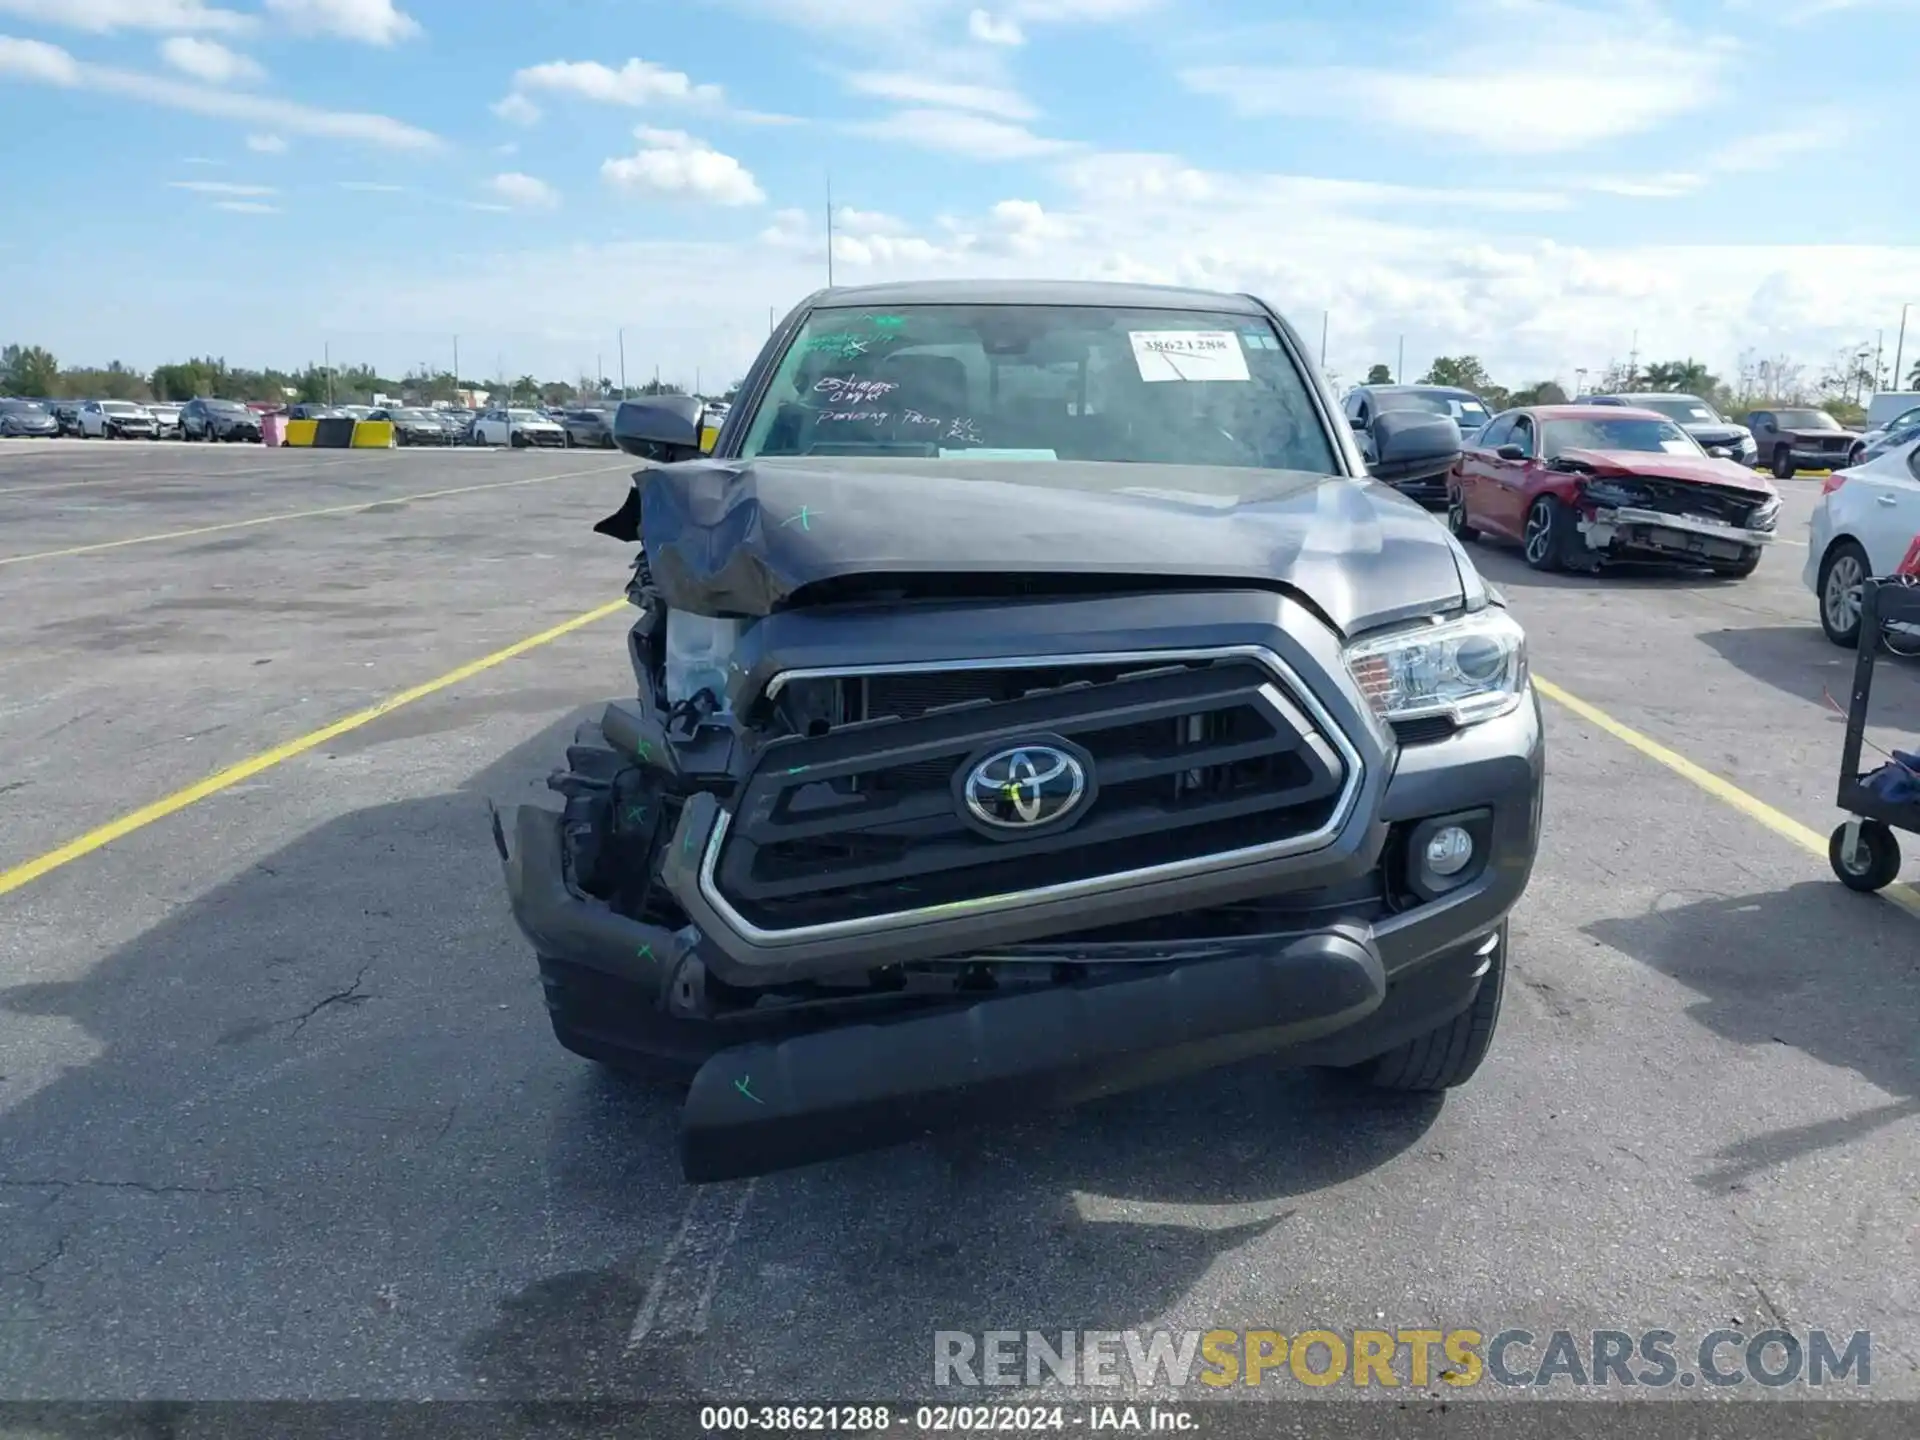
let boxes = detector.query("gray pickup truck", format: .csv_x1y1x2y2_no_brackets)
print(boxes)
496,279,1545,1182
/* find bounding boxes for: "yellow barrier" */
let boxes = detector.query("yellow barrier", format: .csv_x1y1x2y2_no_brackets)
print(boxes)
351,421,395,449
283,419,318,447
700,424,720,453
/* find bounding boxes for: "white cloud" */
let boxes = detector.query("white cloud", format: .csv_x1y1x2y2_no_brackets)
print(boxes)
159,36,262,84
1180,0,1729,153
0,0,253,33
601,127,765,205
214,199,278,212
842,71,1036,119
1573,111,1857,200
170,178,276,194
0,34,79,82
491,92,540,125
512,56,723,108
850,108,1079,159
263,0,419,45
485,171,560,209
0,38,441,147
967,8,1024,43
246,132,286,151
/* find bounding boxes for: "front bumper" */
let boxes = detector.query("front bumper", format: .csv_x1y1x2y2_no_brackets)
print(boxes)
108,423,158,438
516,429,567,447
1585,506,1773,560
501,593,1543,1179
4,423,60,437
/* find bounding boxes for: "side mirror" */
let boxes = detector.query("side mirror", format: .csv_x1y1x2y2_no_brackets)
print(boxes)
1350,415,1367,432
1369,411,1463,484
613,395,709,461
1707,446,1733,459
1495,443,1527,461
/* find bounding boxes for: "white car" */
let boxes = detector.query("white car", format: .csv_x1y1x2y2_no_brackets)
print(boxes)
77,400,160,439
149,403,183,438
471,406,567,448
1806,435,1920,646
1846,403,1920,468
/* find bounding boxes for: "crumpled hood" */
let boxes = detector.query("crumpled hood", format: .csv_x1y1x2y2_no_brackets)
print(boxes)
1553,448,1777,495
628,456,1470,635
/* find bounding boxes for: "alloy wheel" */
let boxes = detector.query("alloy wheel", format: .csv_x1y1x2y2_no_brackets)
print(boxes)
1824,553,1864,635
1524,504,1551,565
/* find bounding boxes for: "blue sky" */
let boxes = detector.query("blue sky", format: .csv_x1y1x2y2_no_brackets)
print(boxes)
3,0,1918,394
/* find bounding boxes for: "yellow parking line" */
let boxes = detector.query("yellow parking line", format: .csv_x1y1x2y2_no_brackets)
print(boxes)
0,460,631,567
0,598,630,897
1534,674,1920,919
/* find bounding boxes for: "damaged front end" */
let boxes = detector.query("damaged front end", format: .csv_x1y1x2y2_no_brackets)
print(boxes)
499,457,1542,1182
1555,459,1780,568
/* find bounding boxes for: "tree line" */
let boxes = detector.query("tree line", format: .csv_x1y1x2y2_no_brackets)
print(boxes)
1361,344,1920,426
0,344,724,408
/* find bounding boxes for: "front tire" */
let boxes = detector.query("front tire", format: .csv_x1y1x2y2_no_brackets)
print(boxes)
1829,820,1902,892
1818,539,1870,647
1447,484,1479,542
1772,446,1796,480
1523,495,1575,572
1710,547,1762,579
1357,924,1506,1091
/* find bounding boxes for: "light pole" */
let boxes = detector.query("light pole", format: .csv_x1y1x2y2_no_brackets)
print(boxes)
1895,303,1911,394
1574,367,1588,397
1396,335,1404,384
618,328,627,399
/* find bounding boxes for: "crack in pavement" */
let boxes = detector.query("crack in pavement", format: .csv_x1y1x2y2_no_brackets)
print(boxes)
286,962,373,1039
6,1229,73,1300
0,1178,269,1198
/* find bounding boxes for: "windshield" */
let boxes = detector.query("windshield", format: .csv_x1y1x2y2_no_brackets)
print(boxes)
737,303,1336,477
1379,391,1490,429
1775,409,1840,431
508,409,543,421
1,400,47,414
102,402,143,414
1543,416,1702,458
207,400,247,414
1635,397,1721,424
391,408,436,421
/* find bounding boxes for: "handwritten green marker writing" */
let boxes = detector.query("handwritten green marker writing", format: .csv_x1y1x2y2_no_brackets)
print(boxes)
734,1076,763,1104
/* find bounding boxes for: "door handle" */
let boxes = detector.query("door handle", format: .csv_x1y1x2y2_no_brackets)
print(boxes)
1878,495,1899,505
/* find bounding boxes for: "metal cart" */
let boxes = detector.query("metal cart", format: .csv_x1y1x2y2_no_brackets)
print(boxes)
1828,576,1920,891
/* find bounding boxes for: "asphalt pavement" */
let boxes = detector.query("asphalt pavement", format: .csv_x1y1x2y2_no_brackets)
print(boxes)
0,441,1915,1404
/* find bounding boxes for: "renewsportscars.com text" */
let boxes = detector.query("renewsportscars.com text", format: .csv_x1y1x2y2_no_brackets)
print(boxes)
933,1328,1872,1391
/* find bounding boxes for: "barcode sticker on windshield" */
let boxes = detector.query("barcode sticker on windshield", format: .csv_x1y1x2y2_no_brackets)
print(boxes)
1128,331,1250,383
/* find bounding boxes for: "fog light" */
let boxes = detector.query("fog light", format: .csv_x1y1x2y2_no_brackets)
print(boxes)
1424,825,1474,877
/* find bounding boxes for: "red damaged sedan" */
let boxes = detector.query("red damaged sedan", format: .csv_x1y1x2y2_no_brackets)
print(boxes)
1446,404,1781,578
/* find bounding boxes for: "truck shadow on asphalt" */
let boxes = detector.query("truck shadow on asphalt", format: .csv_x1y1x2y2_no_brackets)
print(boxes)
1583,882,1920,1195
1697,624,1920,717
0,710,1441,1400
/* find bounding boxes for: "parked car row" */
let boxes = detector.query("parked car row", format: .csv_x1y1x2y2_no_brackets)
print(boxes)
0,398,630,449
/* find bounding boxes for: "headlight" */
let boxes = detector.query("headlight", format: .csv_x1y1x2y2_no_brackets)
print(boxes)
1344,607,1528,727
1749,495,1781,531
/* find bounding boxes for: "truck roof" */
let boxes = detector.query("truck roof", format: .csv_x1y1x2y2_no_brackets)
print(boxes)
800,279,1270,315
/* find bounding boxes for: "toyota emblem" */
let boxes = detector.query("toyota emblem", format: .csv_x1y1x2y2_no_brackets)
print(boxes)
962,744,1089,831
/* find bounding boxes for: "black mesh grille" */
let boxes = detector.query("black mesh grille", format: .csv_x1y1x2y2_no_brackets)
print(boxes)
714,658,1351,931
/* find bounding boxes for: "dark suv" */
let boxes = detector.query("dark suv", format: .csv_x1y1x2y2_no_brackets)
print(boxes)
1342,385,1493,508
180,398,262,443
496,280,1544,1183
